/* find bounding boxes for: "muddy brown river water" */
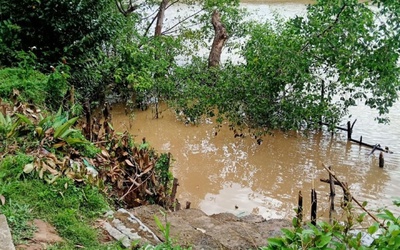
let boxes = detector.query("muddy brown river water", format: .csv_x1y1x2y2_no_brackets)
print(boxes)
111,101,400,221
112,0,399,221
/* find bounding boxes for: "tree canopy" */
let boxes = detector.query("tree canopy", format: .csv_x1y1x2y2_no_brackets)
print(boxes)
0,0,399,132
170,0,400,132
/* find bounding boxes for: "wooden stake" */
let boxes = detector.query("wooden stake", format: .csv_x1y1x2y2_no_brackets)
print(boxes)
297,191,303,224
379,152,384,168
328,166,335,223
347,121,352,139
170,178,179,208
311,189,317,226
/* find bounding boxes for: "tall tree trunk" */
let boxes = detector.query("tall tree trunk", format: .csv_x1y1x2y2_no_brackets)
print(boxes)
155,0,169,36
208,10,228,68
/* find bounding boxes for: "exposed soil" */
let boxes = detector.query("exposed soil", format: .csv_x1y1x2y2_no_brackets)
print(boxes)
15,219,63,250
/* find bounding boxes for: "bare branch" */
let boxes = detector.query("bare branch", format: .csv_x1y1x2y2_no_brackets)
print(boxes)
162,8,205,35
115,0,139,17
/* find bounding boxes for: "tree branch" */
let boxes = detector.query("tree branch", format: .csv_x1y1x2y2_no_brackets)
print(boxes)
115,0,139,17
208,10,229,68
301,3,347,52
162,8,205,35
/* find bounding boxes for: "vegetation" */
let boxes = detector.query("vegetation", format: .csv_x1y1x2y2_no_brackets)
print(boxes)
2,0,399,130
264,200,400,250
0,154,123,249
0,98,177,248
1,0,400,248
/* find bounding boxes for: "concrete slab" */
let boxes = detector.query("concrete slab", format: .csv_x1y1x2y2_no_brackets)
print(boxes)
0,214,15,250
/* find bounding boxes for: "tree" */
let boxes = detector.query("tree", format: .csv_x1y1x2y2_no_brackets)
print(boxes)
172,0,400,132
112,0,246,111
0,0,130,69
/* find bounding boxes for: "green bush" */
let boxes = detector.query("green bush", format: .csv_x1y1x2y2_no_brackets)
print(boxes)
0,0,128,69
0,68,48,104
0,66,69,108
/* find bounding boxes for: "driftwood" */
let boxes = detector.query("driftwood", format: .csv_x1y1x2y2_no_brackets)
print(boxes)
208,10,228,68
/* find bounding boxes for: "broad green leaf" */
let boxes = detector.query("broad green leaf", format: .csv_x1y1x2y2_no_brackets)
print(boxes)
54,117,79,139
267,237,285,247
316,235,332,248
368,223,379,235
16,113,33,125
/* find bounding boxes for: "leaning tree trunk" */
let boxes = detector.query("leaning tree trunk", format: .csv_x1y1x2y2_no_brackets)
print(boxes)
155,0,169,36
208,10,229,68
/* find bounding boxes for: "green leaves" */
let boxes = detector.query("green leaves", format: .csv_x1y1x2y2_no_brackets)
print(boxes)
53,116,79,139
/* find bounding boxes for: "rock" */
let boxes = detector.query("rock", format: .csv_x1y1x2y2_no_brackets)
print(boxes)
124,205,291,249
102,221,132,248
0,214,15,250
102,207,162,248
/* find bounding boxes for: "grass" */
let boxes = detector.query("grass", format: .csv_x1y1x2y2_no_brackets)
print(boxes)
0,154,124,249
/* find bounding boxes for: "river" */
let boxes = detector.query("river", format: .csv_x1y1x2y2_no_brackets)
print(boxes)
111,0,400,221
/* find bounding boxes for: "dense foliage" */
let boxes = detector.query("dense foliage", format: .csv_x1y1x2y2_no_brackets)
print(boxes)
0,0,128,68
171,0,400,132
264,201,400,250
0,0,400,248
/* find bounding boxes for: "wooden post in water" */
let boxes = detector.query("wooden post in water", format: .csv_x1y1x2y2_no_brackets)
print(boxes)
297,191,303,225
347,121,352,140
170,178,179,209
328,166,335,223
311,189,317,226
379,152,384,168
